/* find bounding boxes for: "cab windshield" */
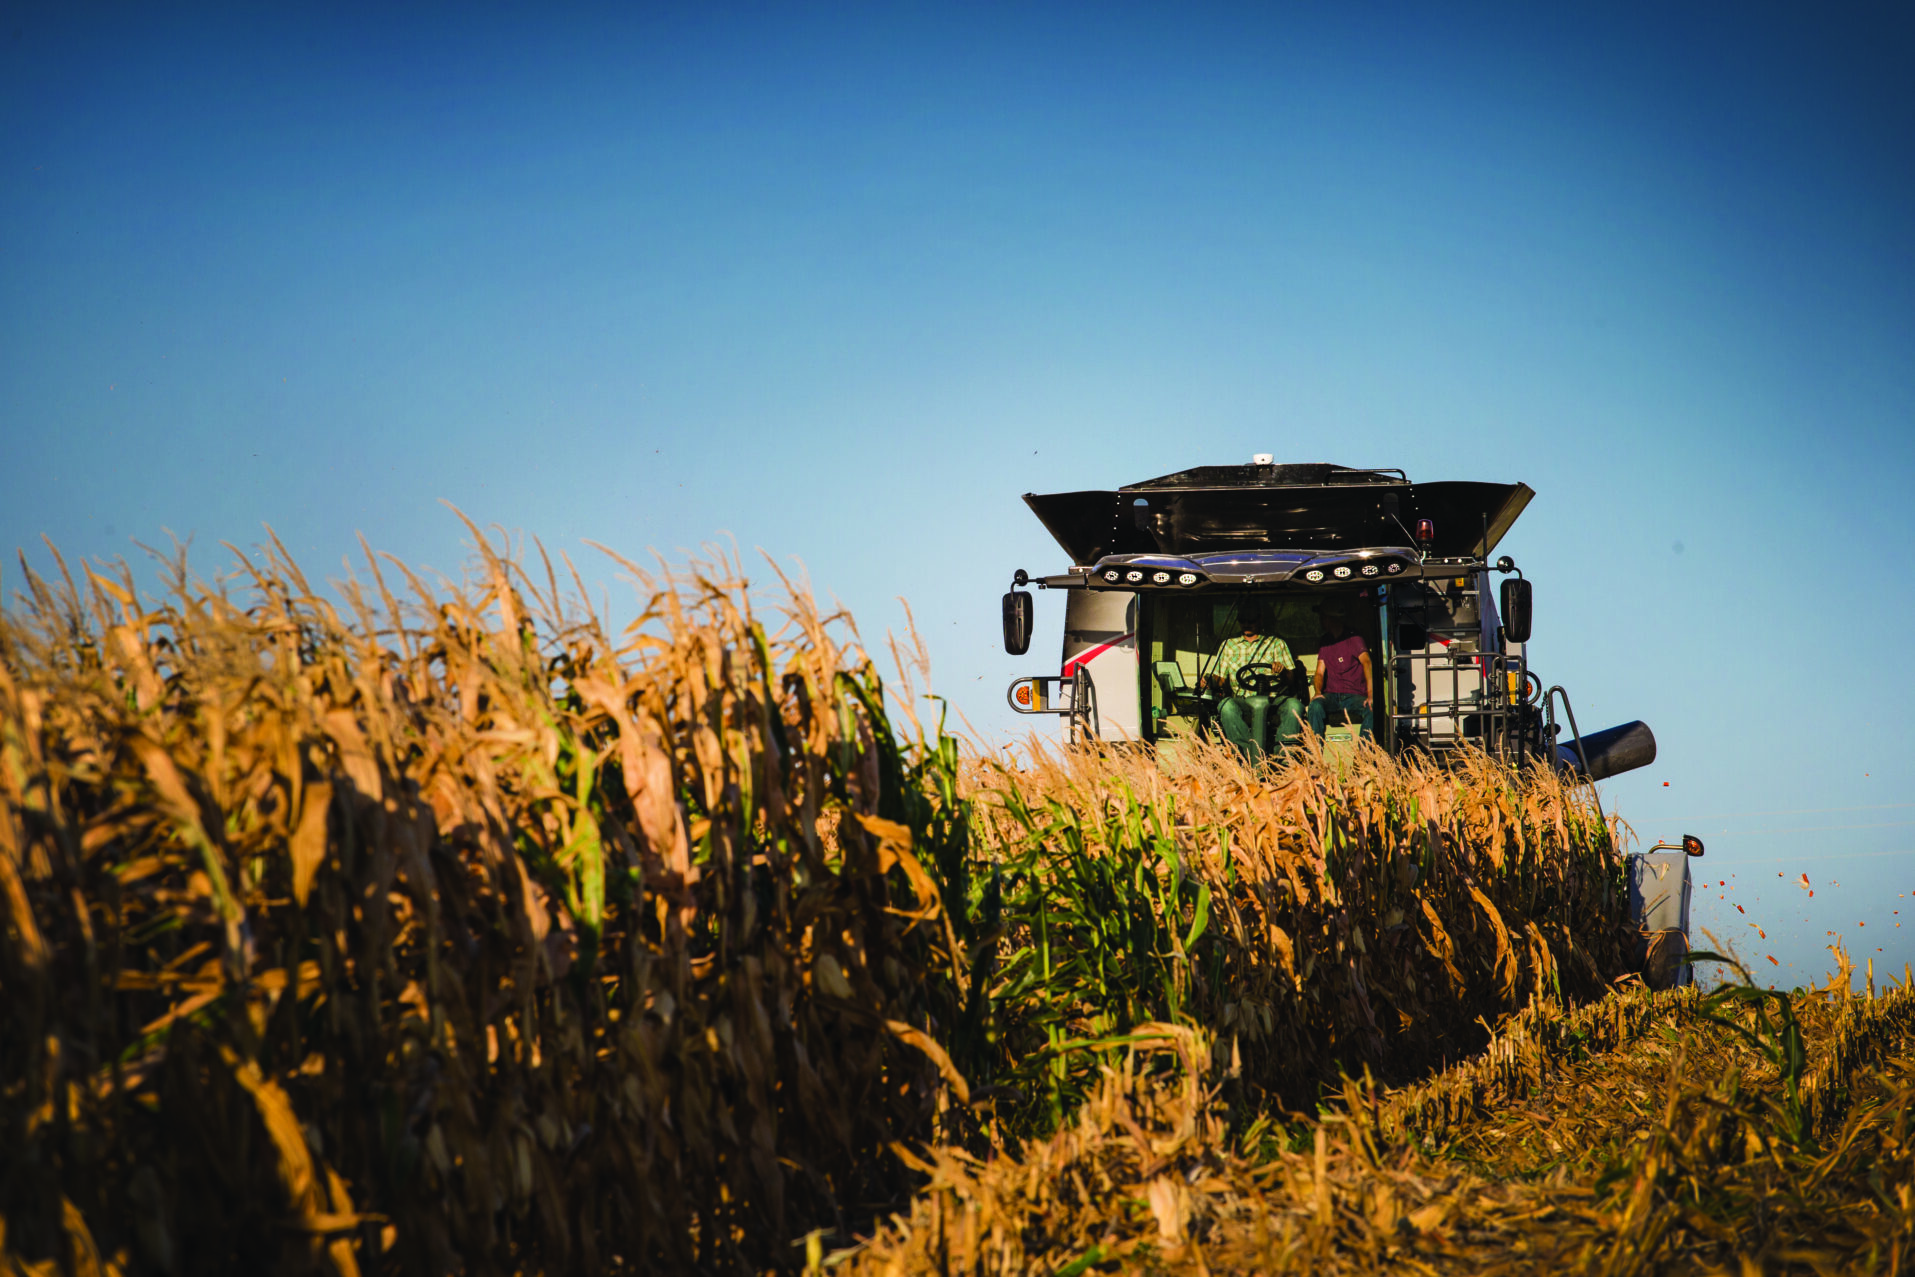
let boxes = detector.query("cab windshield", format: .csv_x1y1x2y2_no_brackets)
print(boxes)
1140,589,1381,739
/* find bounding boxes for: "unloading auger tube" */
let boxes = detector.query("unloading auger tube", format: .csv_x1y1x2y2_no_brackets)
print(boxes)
997,454,1687,986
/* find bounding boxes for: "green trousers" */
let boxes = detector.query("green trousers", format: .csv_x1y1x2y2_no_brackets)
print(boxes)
1218,695,1304,762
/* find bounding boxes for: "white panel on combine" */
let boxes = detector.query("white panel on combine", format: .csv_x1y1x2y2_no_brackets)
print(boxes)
1411,644,1484,742
1062,590,1140,740
1627,852,1692,934
1627,851,1694,988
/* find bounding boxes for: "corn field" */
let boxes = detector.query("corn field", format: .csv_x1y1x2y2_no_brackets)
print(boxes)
3,528,1907,1274
0,530,964,1274
943,737,1630,1137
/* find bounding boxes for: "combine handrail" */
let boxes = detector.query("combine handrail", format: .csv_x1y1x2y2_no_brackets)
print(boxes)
1544,684,1606,834
1069,668,1099,744
1388,649,1526,760
1006,667,1100,742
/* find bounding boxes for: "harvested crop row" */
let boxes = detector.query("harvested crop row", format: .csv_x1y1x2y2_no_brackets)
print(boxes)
845,971,1915,1275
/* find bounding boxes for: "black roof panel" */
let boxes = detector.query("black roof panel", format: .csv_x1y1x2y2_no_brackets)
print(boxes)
1024,464,1533,564
1122,462,1408,491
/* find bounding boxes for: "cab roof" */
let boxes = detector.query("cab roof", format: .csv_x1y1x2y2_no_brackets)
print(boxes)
1024,461,1533,564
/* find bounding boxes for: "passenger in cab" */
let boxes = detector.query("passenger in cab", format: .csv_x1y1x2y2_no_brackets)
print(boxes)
1308,606,1374,739
1203,602,1304,763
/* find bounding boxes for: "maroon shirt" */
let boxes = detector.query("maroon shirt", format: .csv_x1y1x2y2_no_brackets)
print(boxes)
1318,634,1369,695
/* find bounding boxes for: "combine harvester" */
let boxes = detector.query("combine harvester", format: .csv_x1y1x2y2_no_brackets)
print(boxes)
1000,456,1701,987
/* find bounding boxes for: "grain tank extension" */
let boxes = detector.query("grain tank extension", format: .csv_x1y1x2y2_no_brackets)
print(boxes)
998,457,1700,987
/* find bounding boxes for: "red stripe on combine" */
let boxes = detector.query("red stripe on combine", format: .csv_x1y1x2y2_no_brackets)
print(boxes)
1062,633,1134,677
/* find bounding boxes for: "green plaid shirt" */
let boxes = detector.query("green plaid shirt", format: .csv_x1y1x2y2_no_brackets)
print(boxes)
1212,633,1295,690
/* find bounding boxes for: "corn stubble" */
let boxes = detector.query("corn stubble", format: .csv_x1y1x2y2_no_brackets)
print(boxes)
5,529,1906,1274
848,965,1915,1274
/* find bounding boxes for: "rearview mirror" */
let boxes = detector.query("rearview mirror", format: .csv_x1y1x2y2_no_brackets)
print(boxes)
1500,577,1533,645
1003,590,1033,655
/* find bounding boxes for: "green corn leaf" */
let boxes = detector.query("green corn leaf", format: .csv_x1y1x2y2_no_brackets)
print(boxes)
1184,881,1211,952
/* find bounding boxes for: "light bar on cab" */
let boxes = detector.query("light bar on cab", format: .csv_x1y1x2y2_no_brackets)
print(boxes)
1085,546,1414,588
1293,549,1415,584
1094,559,1207,587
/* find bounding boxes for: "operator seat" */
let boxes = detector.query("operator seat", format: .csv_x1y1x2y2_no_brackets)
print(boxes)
1152,661,1217,732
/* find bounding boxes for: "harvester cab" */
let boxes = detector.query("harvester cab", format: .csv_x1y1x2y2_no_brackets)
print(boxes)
1000,457,1689,985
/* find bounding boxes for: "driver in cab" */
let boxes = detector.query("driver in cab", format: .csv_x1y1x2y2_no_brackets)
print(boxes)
1202,602,1304,763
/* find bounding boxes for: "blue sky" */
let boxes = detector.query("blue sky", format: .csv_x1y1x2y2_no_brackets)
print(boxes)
4,2,1912,983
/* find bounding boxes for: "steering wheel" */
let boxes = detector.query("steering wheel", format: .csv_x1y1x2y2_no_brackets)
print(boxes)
1234,663,1283,696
